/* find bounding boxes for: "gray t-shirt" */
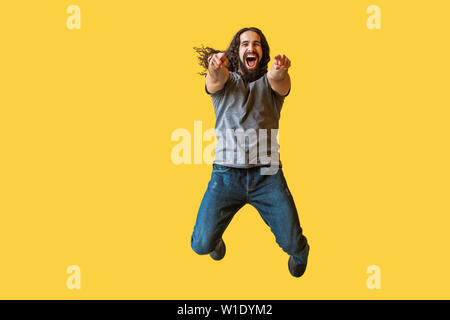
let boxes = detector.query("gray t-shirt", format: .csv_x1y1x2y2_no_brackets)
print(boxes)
205,71,290,168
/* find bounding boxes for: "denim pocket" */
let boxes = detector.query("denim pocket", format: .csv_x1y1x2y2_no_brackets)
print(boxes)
212,164,231,173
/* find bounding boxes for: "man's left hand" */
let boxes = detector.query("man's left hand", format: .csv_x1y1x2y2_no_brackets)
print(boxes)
268,54,291,96
272,54,291,71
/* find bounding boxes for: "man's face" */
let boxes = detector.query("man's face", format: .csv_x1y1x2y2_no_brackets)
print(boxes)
238,31,263,78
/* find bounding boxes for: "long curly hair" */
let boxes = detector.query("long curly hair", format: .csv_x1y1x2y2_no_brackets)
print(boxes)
194,27,271,79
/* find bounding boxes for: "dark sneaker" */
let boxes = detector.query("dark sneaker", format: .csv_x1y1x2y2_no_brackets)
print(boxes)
209,238,226,261
288,256,307,278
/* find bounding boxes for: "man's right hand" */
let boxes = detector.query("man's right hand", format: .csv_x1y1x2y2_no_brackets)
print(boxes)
206,52,230,94
208,52,228,72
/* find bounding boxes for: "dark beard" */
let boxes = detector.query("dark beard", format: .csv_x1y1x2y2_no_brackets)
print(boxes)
238,58,266,83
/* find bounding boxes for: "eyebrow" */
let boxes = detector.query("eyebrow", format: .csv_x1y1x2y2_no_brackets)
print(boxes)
241,40,261,44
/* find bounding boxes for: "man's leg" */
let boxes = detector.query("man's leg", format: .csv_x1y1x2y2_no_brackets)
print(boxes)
248,168,309,266
191,166,246,256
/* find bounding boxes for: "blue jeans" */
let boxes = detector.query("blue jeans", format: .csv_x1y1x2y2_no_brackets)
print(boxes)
191,164,309,265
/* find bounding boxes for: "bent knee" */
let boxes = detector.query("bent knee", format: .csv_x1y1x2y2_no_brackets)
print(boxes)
191,237,213,255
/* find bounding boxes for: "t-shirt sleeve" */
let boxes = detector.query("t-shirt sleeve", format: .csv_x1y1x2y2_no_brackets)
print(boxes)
205,71,234,96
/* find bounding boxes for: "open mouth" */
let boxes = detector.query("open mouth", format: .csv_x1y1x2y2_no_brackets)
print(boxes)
245,54,258,69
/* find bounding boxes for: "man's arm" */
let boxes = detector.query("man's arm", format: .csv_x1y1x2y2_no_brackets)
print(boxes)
205,52,230,94
267,54,291,96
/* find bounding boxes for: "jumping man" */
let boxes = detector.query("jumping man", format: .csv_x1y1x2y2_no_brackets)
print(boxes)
191,27,310,277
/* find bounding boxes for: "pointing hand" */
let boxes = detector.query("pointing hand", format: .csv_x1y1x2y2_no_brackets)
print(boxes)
273,54,291,71
208,52,229,71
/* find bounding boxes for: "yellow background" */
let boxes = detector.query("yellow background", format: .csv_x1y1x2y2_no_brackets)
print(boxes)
0,0,449,299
